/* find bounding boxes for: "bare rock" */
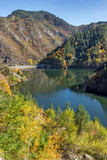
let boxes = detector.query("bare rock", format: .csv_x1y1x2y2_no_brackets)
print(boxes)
83,154,94,160
0,156,5,160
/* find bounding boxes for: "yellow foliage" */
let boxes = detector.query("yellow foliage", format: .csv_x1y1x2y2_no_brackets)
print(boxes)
46,108,56,119
0,80,11,95
75,42,78,44
28,59,33,65
18,105,45,158
99,49,103,54
0,148,4,158
13,68,23,75
37,132,62,160
75,132,89,151
75,121,107,157
18,104,62,159
95,58,101,63
19,70,23,75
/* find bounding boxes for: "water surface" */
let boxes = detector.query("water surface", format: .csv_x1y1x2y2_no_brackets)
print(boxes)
20,69,107,127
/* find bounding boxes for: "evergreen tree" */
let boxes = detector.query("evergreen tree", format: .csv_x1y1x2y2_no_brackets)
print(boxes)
75,105,90,133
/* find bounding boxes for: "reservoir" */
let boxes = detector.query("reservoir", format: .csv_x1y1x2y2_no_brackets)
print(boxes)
19,69,107,127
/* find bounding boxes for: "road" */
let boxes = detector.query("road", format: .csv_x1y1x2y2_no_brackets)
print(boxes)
10,65,37,70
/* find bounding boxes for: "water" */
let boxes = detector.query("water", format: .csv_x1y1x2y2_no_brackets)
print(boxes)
20,69,107,127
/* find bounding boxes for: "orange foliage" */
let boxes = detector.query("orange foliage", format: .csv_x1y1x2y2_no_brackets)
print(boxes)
64,60,67,67
64,70,67,76
13,68,19,73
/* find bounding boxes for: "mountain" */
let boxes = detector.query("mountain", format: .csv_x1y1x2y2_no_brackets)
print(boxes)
0,10,77,65
0,9,107,66
41,24,107,68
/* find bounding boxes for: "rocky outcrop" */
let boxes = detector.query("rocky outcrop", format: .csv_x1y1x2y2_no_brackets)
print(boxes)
83,154,94,160
61,148,95,160
0,156,5,160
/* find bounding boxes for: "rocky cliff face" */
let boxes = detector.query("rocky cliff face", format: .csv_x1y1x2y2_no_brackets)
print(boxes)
0,10,77,65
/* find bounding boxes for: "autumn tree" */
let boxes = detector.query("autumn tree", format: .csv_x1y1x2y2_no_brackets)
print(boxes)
60,106,77,145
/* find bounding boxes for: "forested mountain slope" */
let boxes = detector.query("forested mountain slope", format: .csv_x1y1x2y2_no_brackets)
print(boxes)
41,24,107,68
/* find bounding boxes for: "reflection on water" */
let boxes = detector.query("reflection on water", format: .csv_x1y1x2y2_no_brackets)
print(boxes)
21,70,64,94
19,69,107,127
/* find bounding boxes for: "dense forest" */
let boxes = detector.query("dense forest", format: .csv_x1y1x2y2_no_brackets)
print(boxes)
40,24,107,68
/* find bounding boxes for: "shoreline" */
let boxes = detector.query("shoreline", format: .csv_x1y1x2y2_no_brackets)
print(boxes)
10,65,96,70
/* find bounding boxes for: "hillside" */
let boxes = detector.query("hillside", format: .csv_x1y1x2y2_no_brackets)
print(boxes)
0,64,27,94
41,24,107,68
86,62,107,95
0,10,77,65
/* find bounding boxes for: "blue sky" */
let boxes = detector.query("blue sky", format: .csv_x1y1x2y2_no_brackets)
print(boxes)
0,0,107,26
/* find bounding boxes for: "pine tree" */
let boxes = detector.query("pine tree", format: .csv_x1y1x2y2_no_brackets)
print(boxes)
75,105,90,133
